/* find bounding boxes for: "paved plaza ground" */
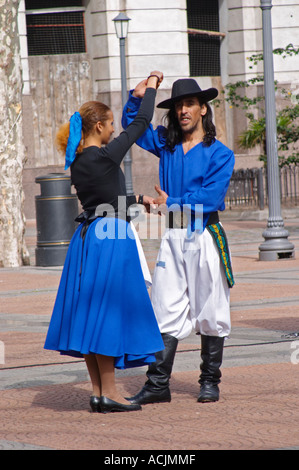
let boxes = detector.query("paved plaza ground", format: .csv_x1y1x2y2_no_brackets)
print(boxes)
0,210,298,451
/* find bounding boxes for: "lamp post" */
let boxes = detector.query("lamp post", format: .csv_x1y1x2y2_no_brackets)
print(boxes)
258,0,294,261
113,12,134,196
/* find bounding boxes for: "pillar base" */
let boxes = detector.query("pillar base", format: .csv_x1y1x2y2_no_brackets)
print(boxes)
258,226,295,261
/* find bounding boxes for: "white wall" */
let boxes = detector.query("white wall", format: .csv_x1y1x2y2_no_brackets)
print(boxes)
226,0,299,84
272,0,299,86
85,0,299,98
85,0,190,95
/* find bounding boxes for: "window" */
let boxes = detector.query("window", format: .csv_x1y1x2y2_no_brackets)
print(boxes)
187,0,224,77
25,0,86,56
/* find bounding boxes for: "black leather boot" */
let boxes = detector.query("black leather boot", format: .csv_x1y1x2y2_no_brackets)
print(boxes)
197,335,225,403
128,333,178,405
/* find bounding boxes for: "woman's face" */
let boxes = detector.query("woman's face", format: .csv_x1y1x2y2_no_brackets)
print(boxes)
100,111,115,144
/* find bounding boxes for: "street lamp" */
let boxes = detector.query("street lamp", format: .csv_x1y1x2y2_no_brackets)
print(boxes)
113,12,134,195
258,0,294,261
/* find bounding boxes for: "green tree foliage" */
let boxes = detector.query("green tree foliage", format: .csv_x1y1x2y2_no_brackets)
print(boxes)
215,44,299,167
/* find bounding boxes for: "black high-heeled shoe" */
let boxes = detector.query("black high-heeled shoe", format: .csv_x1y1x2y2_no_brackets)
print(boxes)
99,396,142,413
90,395,101,412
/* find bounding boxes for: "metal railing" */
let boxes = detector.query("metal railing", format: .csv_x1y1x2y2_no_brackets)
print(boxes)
280,165,299,205
226,166,299,209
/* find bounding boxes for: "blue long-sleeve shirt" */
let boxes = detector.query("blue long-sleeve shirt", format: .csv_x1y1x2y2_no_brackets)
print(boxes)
122,91,235,231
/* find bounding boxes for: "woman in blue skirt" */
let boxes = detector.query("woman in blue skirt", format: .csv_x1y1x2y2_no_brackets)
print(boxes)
44,71,164,413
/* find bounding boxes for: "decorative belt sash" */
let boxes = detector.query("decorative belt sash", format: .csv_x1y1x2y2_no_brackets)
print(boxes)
206,221,235,288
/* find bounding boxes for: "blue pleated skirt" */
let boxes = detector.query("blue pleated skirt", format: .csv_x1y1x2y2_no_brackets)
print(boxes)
44,218,164,369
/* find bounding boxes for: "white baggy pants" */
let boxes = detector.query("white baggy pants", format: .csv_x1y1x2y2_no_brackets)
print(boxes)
151,228,231,340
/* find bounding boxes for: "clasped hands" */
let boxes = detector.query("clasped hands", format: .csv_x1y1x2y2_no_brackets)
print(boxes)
142,185,168,215
133,70,166,213
133,71,163,98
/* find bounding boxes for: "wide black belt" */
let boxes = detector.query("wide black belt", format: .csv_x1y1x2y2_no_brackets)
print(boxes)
166,210,219,229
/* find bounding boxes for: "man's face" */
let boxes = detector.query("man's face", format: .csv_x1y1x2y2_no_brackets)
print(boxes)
174,97,207,134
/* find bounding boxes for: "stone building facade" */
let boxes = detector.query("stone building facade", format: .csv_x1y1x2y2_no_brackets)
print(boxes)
18,0,299,218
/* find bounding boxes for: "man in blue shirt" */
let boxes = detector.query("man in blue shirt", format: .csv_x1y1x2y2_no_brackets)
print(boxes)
122,78,235,404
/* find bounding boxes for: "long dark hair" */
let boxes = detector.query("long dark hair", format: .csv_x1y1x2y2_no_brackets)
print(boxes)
163,99,216,151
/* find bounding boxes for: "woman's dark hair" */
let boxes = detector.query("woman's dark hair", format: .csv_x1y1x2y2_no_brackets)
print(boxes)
163,98,216,151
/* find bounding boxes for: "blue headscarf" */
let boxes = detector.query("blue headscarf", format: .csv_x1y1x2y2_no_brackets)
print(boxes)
64,112,83,170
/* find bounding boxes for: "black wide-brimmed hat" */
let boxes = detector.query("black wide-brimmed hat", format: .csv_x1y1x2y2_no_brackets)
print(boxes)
157,78,218,109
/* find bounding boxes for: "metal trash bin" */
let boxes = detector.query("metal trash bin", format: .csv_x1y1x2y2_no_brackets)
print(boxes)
35,173,78,266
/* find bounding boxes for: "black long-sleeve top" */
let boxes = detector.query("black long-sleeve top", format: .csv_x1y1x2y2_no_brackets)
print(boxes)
71,87,156,220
